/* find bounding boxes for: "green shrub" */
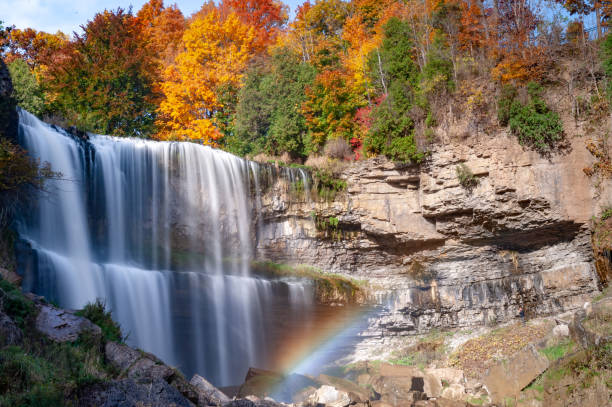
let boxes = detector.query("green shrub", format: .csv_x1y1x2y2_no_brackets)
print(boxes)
601,33,612,103
387,135,424,163
498,83,563,153
497,85,518,126
456,163,478,189
313,169,346,201
76,299,122,343
0,278,35,327
600,206,612,221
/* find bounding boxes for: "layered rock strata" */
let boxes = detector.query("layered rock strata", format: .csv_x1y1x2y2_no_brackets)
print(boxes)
255,134,605,341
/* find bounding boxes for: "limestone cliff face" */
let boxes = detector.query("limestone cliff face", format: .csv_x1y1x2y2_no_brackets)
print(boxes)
255,132,605,339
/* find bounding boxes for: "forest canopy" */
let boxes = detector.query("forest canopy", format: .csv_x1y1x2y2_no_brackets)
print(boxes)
1,0,611,162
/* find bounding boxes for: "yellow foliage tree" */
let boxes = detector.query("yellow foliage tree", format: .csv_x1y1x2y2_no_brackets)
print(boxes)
156,9,255,143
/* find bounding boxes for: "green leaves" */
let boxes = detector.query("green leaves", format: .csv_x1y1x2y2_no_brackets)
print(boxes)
509,105,563,153
231,47,316,157
7,60,46,116
497,82,563,154
365,17,424,163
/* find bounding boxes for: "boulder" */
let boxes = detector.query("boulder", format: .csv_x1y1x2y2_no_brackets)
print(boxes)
552,324,569,338
424,368,464,386
238,367,318,403
191,373,230,404
0,311,22,346
224,401,256,407
292,386,317,404
440,383,466,401
308,385,351,407
377,364,442,398
317,373,372,402
35,304,101,342
482,344,550,404
105,341,175,383
238,368,284,399
435,399,470,407
370,375,430,405
105,341,141,372
127,357,173,381
76,378,193,407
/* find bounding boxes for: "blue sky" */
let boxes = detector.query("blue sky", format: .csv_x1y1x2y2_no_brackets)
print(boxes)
0,0,305,35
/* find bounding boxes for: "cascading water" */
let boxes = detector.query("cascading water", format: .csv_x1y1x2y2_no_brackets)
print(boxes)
15,110,316,386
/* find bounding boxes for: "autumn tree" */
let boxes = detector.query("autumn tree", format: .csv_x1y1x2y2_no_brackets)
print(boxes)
490,0,542,83
157,9,256,143
45,8,158,136
221,0,288,49
137,0,186,66
302,69,364,152
2,28,68,68
458,0,485,57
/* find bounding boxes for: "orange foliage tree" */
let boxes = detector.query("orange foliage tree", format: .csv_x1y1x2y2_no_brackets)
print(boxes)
137,0,186,66
490,0,543,83
156,9,256,143
221,0,288,49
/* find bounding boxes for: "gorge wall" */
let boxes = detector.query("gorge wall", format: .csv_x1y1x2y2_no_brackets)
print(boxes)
255,131,606,355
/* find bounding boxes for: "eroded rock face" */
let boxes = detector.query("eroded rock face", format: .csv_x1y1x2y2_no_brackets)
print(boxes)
255,134,603,341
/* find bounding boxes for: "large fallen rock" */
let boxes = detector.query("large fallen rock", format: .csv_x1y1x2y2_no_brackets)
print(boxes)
0,311,23,346
35,303,101,342
191,374,230,405
308,385,351,407
76,378,193,407
105,341,174,381
440,383,466,401
238,367,318,403
317,373,373,402
424,368,464,386
376,364,442,398
105,341,141,371
570,298,612,349
481,343,550,404
370,375,428,406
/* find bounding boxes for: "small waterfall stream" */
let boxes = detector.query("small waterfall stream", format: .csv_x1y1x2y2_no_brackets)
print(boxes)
15,110,316,386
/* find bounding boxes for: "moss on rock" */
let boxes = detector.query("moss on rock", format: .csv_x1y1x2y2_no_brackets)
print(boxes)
251,261,366,305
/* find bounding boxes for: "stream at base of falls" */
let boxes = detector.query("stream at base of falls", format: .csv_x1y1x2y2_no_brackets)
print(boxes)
15,110,368,386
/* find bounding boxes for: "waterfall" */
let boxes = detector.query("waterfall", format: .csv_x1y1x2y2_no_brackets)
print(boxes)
15,110,314,386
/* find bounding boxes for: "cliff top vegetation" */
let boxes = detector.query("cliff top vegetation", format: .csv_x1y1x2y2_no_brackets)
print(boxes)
1,1,612,165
